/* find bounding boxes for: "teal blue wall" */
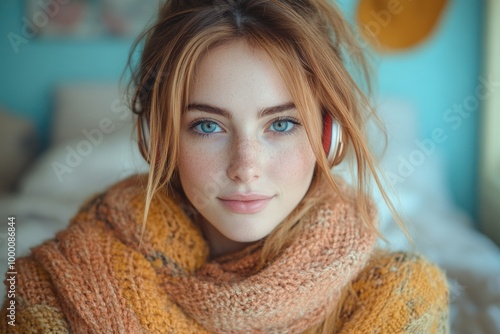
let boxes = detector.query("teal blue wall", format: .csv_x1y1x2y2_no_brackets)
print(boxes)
339,0,484,219
0,1,484,219
0,2,134,146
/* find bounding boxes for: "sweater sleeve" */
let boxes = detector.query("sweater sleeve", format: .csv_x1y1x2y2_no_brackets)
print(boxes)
336,251,449,333
0,193,104,333
1,176,211,333
1,255,70,333
0,193,109,333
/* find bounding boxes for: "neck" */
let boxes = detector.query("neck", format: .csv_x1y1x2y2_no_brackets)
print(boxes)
196,215,256,259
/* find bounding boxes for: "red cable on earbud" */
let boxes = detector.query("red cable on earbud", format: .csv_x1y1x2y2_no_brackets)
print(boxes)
322,113,334,157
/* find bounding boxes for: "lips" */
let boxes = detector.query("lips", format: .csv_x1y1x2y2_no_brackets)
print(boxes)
218,194,274,214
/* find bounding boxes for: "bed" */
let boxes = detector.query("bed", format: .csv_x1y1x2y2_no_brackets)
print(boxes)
1,84,499,333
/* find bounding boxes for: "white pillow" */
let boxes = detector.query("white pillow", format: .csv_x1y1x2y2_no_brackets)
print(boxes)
19,125,148,205
52,83,132,146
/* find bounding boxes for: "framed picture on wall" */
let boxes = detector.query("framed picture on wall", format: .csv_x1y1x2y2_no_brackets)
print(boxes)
25,0,163,38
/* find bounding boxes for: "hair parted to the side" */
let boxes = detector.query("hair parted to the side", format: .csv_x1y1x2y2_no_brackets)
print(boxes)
126,1,408,332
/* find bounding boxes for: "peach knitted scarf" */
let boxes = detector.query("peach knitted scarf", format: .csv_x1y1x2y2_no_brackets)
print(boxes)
25,175,377,333
164,185,378,333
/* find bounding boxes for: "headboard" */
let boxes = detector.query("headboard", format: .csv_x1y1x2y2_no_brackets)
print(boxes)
52,82,134,145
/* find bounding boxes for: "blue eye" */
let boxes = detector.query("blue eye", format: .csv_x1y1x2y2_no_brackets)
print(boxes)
194,121,221,134
270,119,296,132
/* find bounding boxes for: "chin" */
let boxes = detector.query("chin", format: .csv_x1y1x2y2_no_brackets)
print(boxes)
219,221,276,243
222,230,266,243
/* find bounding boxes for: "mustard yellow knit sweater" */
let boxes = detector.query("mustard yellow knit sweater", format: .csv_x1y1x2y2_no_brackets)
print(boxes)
1,174,449,333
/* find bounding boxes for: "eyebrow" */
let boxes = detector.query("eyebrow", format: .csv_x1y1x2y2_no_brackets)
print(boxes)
186,102,296,119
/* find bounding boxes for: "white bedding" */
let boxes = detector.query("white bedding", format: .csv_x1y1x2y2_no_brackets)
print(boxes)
369,99,500,334
1,98,499,333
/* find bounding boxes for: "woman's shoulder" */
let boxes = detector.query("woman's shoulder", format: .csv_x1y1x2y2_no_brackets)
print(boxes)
1,173,210,332
356,251,449,299
79,173,149,209
78,173,189,222
337,250,449,333
40,173,207,267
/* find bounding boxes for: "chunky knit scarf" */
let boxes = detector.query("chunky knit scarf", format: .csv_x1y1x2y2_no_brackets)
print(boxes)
165,184,377,333
1,174,449,333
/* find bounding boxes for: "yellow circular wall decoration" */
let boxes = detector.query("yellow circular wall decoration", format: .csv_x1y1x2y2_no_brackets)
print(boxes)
356,0,448,52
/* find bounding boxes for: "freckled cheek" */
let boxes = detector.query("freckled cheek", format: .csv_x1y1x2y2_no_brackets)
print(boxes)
268,141,316,181
178,142,226,189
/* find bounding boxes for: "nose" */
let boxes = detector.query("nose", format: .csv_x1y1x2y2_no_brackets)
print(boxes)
226,137,261,183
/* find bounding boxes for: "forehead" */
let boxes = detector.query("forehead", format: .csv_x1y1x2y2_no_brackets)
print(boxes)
189,40,292,111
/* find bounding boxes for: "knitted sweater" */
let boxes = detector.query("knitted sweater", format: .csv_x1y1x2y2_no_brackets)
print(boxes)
1,174,449,333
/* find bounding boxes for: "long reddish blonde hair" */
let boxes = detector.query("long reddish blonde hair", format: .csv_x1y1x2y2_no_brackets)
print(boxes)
127,1,405,332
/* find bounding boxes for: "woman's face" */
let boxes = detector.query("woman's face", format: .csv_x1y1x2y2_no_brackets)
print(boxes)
178,40,316,252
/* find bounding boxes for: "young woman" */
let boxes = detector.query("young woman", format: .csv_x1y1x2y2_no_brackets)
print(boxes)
1,0,449,333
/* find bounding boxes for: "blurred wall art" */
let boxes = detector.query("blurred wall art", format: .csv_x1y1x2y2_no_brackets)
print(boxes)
25,0,163,38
